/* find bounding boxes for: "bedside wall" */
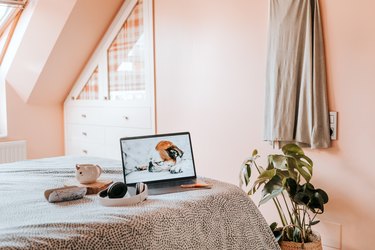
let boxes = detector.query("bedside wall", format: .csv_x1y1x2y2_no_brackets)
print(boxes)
154,0,375,249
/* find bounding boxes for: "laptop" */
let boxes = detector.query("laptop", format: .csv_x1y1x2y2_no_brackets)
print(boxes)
120,132,204,195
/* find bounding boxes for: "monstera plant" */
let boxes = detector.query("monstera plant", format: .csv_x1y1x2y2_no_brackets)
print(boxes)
240,144,328,248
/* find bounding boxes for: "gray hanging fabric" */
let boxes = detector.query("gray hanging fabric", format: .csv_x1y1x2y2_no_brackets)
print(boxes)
264,0,330,149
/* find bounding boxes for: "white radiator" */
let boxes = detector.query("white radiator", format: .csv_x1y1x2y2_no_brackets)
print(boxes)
0,140,27,164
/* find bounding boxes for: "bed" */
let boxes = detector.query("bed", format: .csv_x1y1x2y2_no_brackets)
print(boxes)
0,156,280,249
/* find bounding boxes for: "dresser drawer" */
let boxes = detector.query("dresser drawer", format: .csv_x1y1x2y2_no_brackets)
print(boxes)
66,124,105,144
66,140,106,158
103,107,151,128
65,106,105,125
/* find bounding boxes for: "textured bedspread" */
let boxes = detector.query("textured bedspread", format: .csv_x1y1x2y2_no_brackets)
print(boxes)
0,156,279,250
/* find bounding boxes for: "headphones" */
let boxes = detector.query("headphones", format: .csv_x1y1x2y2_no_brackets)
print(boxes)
98,182,148,207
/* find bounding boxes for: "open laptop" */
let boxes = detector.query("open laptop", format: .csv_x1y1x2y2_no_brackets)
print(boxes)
120,132,204,195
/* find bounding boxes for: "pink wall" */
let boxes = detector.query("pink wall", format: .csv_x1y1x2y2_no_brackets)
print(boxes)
154,0,375,249
2,84,64,159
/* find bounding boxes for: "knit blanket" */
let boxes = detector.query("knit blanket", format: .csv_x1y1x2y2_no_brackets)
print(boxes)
0,156,280,250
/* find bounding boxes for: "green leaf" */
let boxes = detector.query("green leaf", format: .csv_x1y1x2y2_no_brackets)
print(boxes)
272,227,283,242
285,227,294,241
284,178,298,197
240,156,255,187
309,220,320,226
286,157,298,178
303,183,315,191
316,189,329,204
294,159,312,182
269,155,288,170
287,168,298,181
274,231,283,242
270,223,283,242
276,169,290,180
299,164,313,181
259,175,283,206
270,222,278,231
293,192,310,206
298,154,313,167
259,168,277,179
286,154,313,182
251,168,277,191
308,192,325,214
282,143,304,156
241,163,251,186
241,156,254,168
293,227,302,242
281,146,313,183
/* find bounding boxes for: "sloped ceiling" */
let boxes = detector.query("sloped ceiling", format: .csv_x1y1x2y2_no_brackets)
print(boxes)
2,0,123,104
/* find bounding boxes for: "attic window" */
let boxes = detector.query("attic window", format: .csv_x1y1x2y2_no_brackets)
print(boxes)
77,67,99,100
0,0,28,64
0,0,27,138
107,0,145,100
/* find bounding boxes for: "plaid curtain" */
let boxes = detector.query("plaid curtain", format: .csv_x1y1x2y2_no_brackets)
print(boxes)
107,0,145,98
77,67,99,100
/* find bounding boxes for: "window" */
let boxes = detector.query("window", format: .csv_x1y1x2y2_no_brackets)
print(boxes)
0,0,28,64
0,0,28,137
107,0,145,100
71,0,154,104
77,67,99,100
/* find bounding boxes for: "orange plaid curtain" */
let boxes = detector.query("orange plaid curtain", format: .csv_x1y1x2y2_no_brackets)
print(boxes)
107,0,145,97
77,67,99,100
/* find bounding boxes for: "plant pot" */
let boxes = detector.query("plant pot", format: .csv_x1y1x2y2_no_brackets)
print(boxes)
280,233,322,250
280,241,322,250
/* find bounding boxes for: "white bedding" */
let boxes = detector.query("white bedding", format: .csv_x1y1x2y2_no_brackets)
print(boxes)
0,156,279,249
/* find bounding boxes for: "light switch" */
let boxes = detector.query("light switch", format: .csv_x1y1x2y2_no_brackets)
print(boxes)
329,111,337,140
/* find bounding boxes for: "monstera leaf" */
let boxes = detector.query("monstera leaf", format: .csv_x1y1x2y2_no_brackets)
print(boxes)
240,150,262,188
282,144,313,182
268,154,288,170
282,143,305,156
259,175,283,206
284,178,298,197
307,189,329,214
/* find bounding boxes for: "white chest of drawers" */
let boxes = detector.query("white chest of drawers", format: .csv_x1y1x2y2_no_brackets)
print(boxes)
64,102,155,160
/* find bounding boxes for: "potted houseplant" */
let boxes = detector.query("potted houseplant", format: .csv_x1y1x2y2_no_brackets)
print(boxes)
240,144,328,250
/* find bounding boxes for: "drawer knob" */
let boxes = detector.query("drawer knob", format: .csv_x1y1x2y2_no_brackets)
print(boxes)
81,114,87,118
82,132,87,136
82,149,88,154
124,116,129,120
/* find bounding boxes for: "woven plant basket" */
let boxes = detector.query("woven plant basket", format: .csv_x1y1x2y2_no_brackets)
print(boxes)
280,240,322,250
280,233,322,250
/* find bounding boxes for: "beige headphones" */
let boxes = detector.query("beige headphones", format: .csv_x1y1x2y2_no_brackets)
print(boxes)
98,182,148,206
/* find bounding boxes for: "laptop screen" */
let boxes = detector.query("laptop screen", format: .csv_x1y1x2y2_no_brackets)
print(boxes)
120,132,197,184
